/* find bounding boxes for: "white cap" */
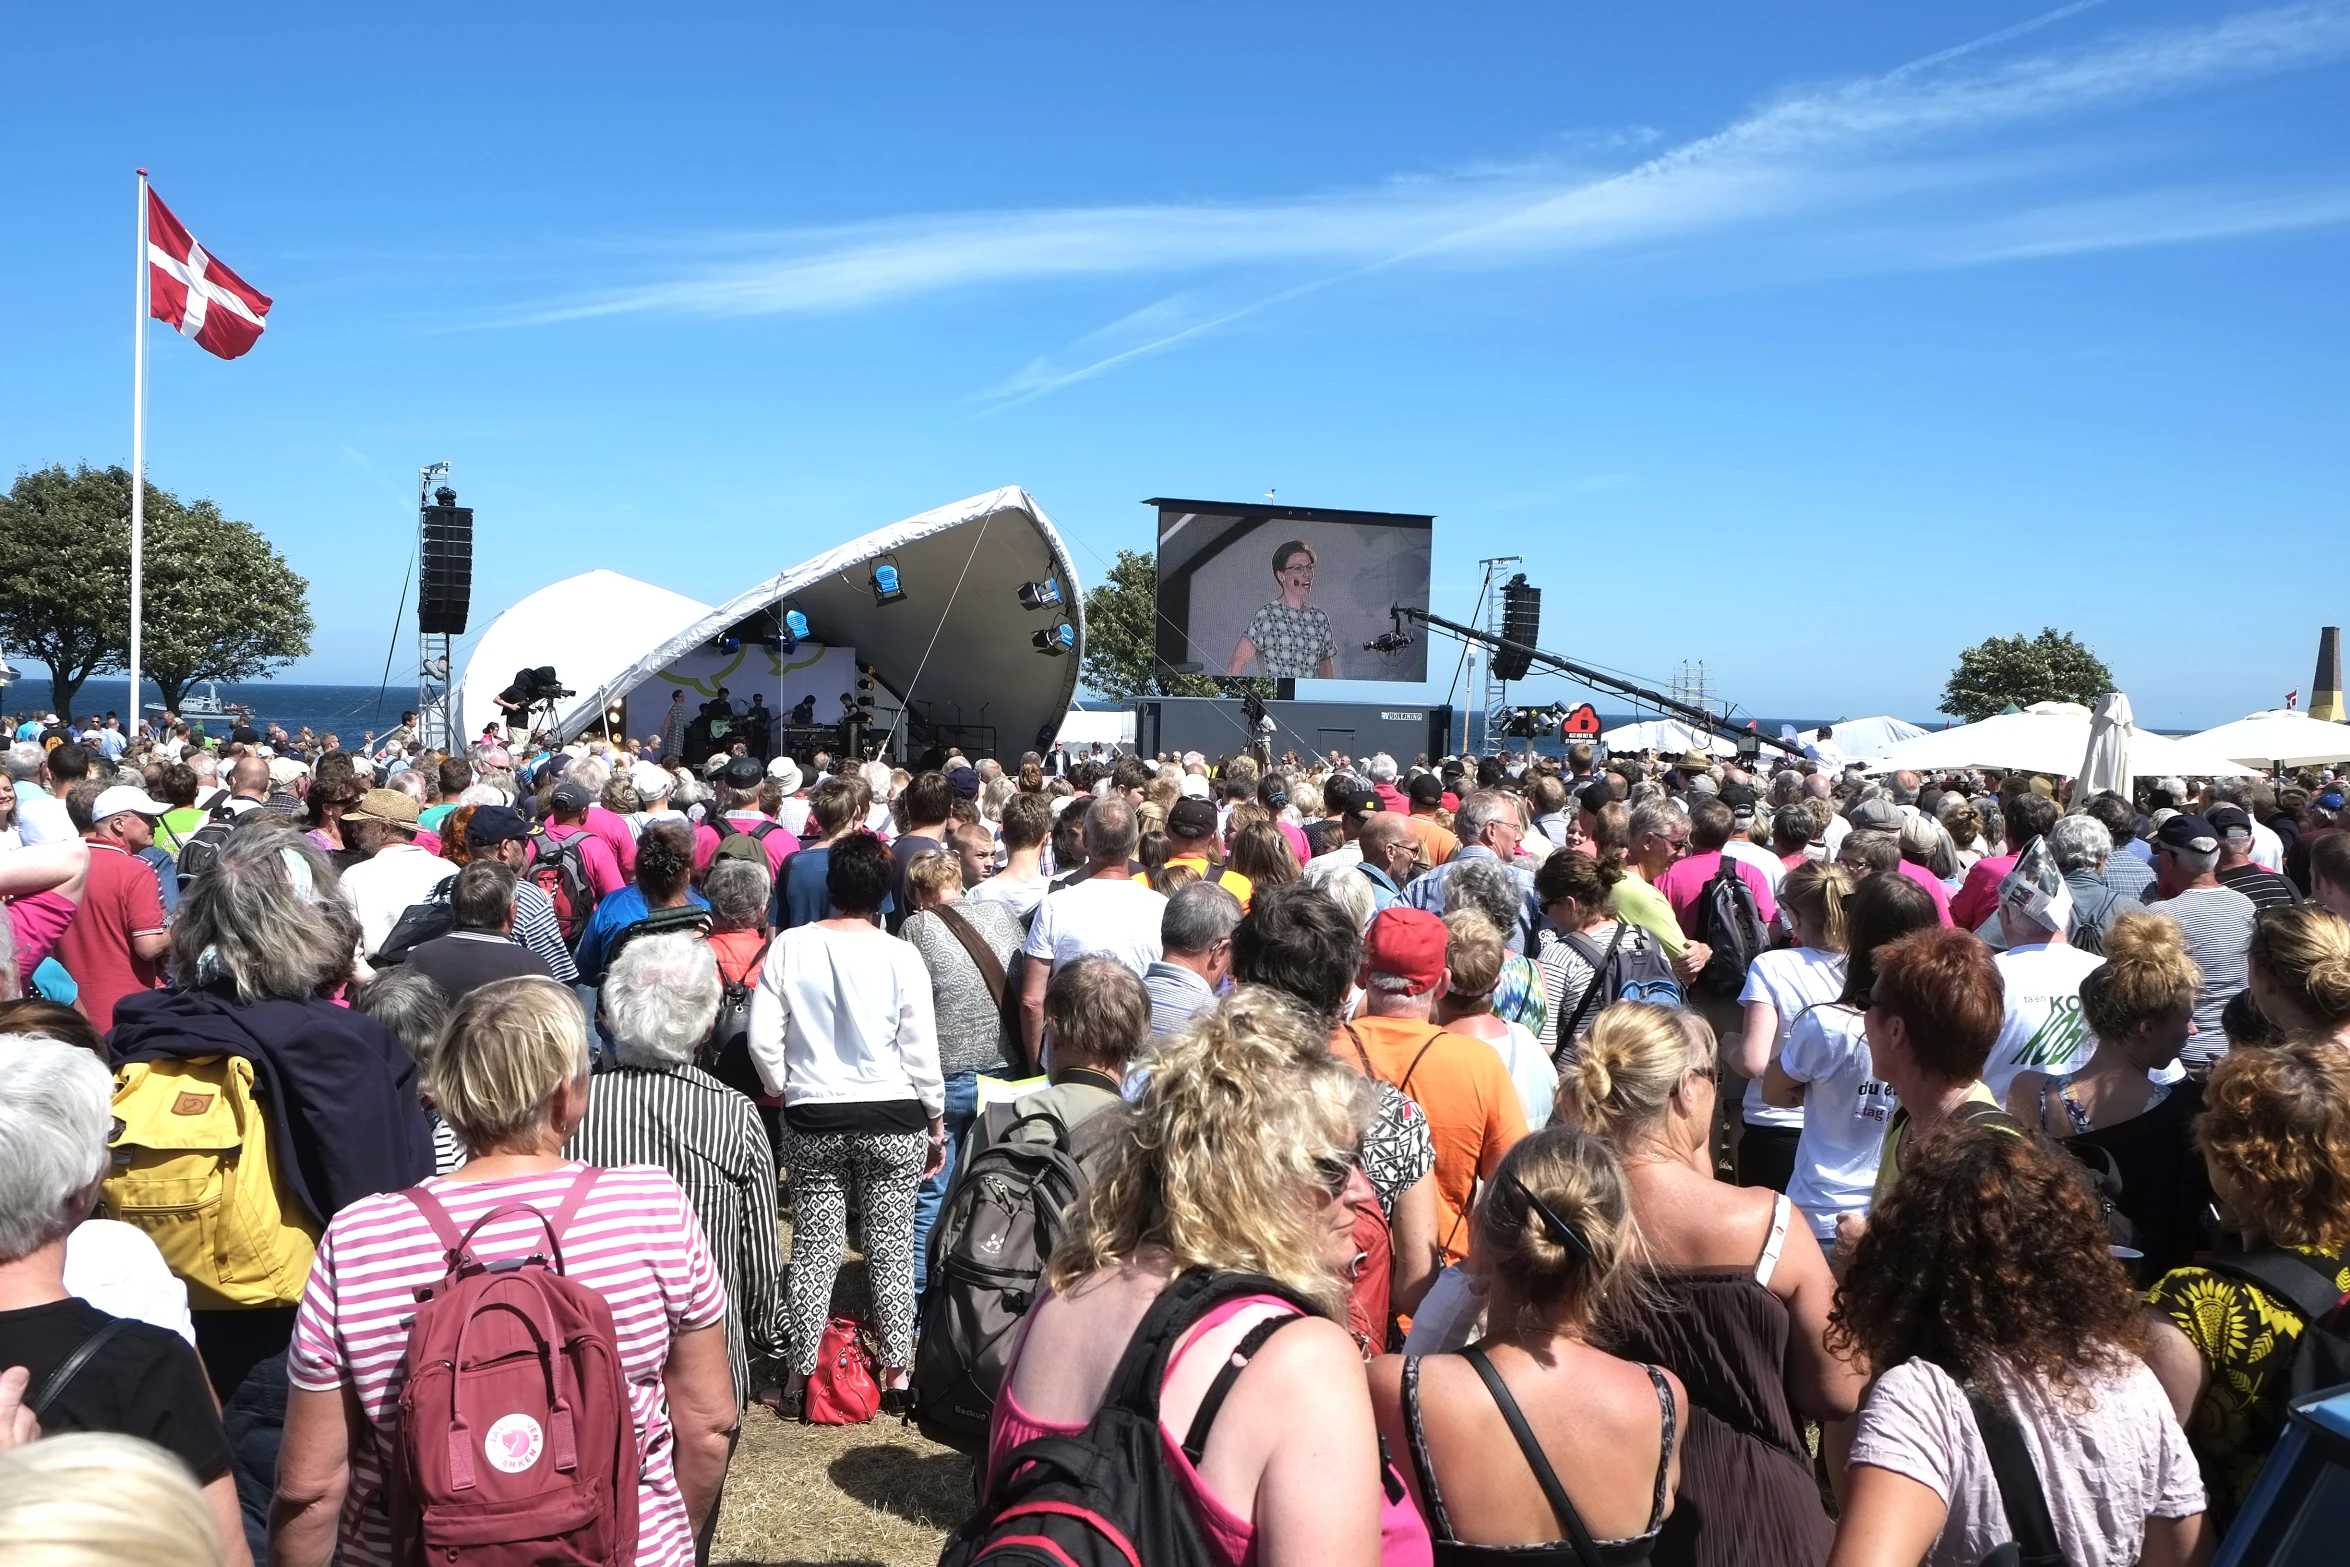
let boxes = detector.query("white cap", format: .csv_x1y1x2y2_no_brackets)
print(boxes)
91,784,169,822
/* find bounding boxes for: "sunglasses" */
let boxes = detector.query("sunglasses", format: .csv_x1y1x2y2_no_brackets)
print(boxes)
1309,1150,1360,1199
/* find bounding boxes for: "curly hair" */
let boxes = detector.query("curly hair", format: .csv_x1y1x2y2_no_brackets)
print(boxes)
2196,1039,2350,1252
1828,1123,2145,1400
1050,985,1374,1317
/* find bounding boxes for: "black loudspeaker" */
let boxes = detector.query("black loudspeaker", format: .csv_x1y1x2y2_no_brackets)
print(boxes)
418,503,474,635
1495,574,1541,682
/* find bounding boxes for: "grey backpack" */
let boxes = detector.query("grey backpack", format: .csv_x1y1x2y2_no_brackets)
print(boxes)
911,1102,1112,1453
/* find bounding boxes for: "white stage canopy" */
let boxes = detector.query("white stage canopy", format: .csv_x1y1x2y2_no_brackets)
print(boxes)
456,487,1085,761
1793,716,1928,762
1869,701,2255,780
2187,709,2350,769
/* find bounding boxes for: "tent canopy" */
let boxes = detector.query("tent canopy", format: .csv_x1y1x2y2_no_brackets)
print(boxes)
2187,709,2350,768
1794,715,1928,761
1870,701,2254,780
456,487,1084,761
1602,718,1736,758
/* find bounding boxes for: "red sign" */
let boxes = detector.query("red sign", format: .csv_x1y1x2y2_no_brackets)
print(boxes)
1560,702,1601,734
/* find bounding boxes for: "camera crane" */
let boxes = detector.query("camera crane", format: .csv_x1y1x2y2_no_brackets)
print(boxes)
1384,603,1802,759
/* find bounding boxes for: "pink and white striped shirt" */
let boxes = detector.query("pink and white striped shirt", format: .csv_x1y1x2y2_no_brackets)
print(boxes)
288,1162,728,1567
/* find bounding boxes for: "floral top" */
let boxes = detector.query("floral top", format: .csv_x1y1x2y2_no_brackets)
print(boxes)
2147,1246,2350,1512
1492,951,1549,1045
1242,601,1337,678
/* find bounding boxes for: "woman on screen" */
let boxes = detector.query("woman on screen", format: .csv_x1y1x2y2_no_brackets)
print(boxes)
1228,539,1338,679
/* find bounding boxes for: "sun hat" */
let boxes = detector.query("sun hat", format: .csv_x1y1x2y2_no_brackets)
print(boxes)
343,787,421,826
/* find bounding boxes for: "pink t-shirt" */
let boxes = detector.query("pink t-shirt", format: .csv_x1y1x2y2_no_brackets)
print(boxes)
6,890,79,975
1656,850,1781,939
288,1163,726,1567
585,805,638,880
539,821,625,900
1897,859,1958,928
1951,855,2017,933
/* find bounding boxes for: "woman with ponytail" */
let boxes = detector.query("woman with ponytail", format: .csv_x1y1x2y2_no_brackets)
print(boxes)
1370,1126,1685,1563
2245,903,2350,1047
1559,1003,1861,1567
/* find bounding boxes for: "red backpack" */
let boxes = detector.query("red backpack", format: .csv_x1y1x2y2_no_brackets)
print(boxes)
1343,1192,1393,1358
525,829,599,945
388,1169,637,1567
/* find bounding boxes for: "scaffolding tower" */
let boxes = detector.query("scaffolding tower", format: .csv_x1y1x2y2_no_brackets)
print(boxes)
1469,555,1521,755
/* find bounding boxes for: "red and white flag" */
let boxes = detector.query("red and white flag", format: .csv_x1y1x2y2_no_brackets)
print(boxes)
2288,689,2301,710
147,187,272,360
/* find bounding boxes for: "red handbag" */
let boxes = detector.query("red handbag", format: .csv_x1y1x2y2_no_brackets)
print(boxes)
804,1317,880,1425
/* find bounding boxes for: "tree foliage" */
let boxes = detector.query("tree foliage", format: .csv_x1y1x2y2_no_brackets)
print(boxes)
0,464,313,721
1941,628,2115,723
1079,548,1268,702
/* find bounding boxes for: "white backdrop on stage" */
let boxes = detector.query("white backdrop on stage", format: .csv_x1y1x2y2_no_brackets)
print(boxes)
632,643,860,749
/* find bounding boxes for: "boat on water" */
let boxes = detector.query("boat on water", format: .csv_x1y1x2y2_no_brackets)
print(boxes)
146,681,253,723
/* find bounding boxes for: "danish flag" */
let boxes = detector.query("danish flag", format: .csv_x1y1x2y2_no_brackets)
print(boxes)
146,187,272,359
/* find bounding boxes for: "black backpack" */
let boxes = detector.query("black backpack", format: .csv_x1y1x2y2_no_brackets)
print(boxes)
1693,856,1769,998
603,904,715,970
940,1270,1319,1567
172,800,243,891
2209,1250,2350,1409
699,934,774,1102
375,881,457,964
913,1102,1109,1454
1557,924,1684,1041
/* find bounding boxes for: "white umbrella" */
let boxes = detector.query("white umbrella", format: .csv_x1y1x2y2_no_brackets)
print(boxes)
1872,701,2254,779
2077,692,2133,802
1600,718,1736,758
2187,709,2350,769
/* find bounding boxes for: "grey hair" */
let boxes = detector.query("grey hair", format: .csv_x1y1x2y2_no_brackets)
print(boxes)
570,757,610,792
1161,881,1244,955
1627,799,1683,845
704,857,771,932
1321,867,1378,935
351,967,453,1074
1366,753,1399,784
1084,794,1141,861
456,782,510,808
1444,858,1523,935
170,822,362,1000
2046,815,2113,876
385,769,430,803
602,931,721,1072
0,1035,112,1262
2169,844,2221,879
1769,768,1805,806
1454,790,1517,844
3,743,42,784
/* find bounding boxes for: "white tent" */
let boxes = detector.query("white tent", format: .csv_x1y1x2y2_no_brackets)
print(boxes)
1793,715,1929,762
1870,701,2254,779
2187,709,2350,769
1601,718,1737,758
455,487,1085,761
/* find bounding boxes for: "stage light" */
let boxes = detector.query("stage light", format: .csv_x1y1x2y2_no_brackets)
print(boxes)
1017,578,1062,612
870,558,906,606
1032,621,1075,656
718,636,741,655
782,607,810,641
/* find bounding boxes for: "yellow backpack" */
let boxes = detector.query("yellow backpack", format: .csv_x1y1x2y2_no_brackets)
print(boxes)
103,1056,322,1311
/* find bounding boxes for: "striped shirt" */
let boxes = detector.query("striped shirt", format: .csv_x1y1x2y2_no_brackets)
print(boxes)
2146,885,2259,1062
567,1067,785,1404
511,879,580,983
287,1163,726,1567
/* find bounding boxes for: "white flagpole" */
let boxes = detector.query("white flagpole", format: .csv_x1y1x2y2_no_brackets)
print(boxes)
130,168,149,736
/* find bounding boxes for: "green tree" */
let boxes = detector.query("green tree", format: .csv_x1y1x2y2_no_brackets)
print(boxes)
1079,548,1268,702
1941,628,2115,723
0,464,131,722
142,498,314,713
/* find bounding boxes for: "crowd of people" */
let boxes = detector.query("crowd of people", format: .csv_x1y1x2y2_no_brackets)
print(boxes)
6,702,2350,1566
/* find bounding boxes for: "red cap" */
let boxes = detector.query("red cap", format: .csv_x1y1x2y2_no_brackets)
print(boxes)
1364,907,1448,995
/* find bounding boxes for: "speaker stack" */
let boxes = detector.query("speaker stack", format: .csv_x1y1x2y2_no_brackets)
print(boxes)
1495,574,1541,681
418,486,473,636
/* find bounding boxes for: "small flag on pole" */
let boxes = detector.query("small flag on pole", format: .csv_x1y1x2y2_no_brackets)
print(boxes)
146,187,271,359
2288,689,2301,710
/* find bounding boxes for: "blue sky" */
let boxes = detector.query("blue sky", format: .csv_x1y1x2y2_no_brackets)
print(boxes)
3,2,2345,728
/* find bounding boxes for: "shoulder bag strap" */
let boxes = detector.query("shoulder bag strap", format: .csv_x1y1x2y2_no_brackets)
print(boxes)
30,1317,137,1418
1179,1313,1299,1464
1960,1380,2068,1567
1341,1021,1377,1078
933,904,1010,1012
545,1164,605,1268
1397,1033,1447,1099
1562,924,1626,1041
401,1184,467,1270
2210,1250,2349,1324
1461,1346,1606,1567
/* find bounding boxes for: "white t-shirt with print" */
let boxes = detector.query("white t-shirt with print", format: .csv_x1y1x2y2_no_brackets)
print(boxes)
1775,1003,1898,1240
1983,942,2105,1104
1736,946,1848,1129
1024,875,1168,978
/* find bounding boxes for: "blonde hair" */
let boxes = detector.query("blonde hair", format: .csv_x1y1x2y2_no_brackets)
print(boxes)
1051,985,1374,1316
1443,909,1506,1002
1779,860,1851,953
905,847,966,905
2080,912,2201,1039
429,977,590,1154
1477,1125,1635,1338
2249,906,2350,1032
1558,1002,1707,1146
0,1433,226,1567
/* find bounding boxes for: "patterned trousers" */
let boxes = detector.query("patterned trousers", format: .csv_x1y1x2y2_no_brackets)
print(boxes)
781,1126,927,1374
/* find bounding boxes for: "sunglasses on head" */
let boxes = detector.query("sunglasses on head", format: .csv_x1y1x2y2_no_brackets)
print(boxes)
1309,1149,1359,1199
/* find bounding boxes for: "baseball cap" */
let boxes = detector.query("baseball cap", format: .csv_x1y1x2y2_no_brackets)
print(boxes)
1848,797,1903,833
1167,797,1219,839
1345,789,1384,818
2321,792,2346,812
343,787,421,826
948,767,982,800
230,724,261,745
1719,783,1759,819
720,755,765,789
1407,772,1445,807
2154,814,2221,855
465,805,533,845
1687,774,1720,797
1364,908,1448,995
551,776,595,811
90,785,169,823
2207,805,2254,841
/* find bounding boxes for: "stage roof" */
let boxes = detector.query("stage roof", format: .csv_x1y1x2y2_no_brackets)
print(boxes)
455,487,1084,760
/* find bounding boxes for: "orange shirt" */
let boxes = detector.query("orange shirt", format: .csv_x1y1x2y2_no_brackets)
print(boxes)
1405,813,1459,868
1336,1014,1526,1263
